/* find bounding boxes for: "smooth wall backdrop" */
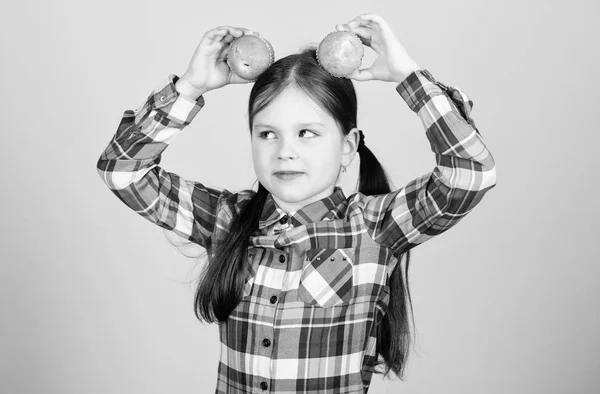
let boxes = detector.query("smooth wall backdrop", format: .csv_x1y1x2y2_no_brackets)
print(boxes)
1,0,598,393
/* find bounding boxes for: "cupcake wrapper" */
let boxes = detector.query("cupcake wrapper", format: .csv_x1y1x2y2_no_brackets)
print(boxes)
226,33,275,81
316,30,364,78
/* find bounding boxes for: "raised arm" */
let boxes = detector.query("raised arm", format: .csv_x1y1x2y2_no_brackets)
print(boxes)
96,75,231,250
96,25,258,251
337,14,496,253
360,69,496,253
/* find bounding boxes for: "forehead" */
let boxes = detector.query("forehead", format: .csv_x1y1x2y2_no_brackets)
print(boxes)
253,85,334,127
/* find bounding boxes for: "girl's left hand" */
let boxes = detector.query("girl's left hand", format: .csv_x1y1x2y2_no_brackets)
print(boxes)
336,14,421,83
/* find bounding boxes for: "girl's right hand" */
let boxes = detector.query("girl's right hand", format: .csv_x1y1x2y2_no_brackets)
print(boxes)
179,26,257,94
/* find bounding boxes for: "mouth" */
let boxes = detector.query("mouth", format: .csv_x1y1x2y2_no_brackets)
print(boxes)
273,171,304,180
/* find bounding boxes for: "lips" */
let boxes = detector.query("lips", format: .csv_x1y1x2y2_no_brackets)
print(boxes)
274,171,303,175
273,171,304,180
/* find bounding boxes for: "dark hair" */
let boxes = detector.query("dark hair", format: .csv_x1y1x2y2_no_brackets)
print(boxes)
193,47,414,379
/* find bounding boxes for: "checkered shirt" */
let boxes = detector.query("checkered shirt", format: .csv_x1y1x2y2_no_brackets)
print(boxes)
97,69,497,393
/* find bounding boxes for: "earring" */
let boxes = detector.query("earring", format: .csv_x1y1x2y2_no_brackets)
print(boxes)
341,165,347,173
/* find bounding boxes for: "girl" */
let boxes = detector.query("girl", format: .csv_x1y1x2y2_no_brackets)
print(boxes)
97,14,496,394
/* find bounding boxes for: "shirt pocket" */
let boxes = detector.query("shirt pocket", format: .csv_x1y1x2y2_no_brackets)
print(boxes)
297,248,355,308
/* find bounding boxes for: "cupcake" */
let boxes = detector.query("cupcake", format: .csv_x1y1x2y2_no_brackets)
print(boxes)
316,31,364,78
226,33,275,80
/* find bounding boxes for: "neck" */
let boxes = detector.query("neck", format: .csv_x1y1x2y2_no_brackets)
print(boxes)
271,186,336,214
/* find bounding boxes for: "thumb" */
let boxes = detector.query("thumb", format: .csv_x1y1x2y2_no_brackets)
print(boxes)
348,67,373,82
229,72,255,85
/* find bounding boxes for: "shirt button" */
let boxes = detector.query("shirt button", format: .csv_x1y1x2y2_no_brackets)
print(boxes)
260,381,268,390
278,254,286,263
269,295,277,304
263,338,271,347
279,215,288,224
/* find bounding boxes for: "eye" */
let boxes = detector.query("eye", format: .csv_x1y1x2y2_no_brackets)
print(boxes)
258,131,275,139
299,129,317,138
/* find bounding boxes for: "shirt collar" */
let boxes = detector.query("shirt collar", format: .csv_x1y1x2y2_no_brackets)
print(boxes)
258,186,347,230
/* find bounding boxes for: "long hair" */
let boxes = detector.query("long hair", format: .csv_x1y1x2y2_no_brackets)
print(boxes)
193,46,414,379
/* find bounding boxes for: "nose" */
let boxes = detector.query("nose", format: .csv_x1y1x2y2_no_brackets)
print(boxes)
277,137,298,160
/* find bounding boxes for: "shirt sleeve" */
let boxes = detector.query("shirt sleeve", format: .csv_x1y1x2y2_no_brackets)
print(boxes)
360,69,497,254
96,74,243,251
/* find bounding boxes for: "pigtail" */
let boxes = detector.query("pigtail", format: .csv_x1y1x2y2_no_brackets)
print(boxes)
356,142,391,196
357,143,414,379
194,183,269,322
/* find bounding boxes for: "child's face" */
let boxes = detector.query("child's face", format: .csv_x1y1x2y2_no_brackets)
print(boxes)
251,85,357,213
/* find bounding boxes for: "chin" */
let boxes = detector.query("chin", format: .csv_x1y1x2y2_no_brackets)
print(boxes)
270,187,310,205
259,173,336,207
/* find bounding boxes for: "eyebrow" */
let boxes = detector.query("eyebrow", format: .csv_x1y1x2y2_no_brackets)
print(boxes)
253,122,326,129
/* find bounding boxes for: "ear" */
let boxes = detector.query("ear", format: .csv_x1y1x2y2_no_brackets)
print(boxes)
341,127,360,167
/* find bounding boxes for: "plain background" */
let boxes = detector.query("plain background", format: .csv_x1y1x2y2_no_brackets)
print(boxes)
1,0,598,393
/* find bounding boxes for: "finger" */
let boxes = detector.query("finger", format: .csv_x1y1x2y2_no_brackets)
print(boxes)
229,72,255,85
222,34,235,44
209,26,246,40
347,67,374,82
356,13,386,25
333,23,373,48
206,28,228,41
238,28,255,36
344,14,374,30
217,46,230,63
348,26,373,46
229,27,257,37
215,25,243,35
346,13,389,31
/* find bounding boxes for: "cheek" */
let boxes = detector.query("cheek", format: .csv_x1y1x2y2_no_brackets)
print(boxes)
251,145,269,172
322,155,342,174
309,141,343,167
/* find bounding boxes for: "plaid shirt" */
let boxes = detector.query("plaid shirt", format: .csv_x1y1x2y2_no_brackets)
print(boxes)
97,69,496,393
